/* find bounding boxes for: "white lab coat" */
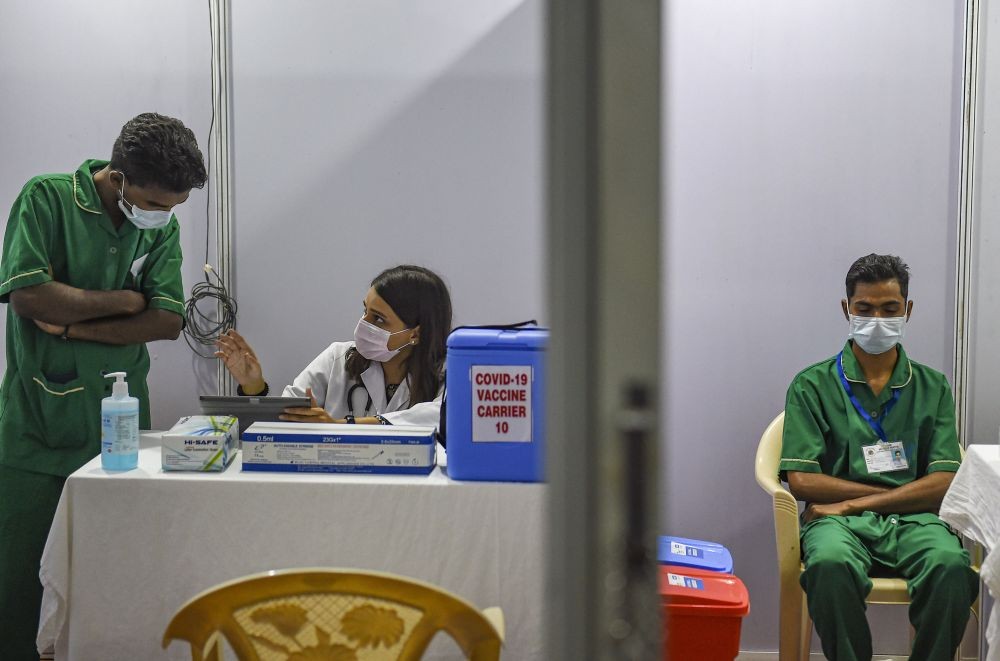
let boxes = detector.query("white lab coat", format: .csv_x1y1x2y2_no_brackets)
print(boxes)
281,341,443,429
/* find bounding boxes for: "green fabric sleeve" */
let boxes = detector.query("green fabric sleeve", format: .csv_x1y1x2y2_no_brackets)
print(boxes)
923,379,962,475
140,217,185,317
0,183,53,302
780,378,826,476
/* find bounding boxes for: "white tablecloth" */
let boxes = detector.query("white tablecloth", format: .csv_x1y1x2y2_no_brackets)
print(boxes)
940,443,1000,661
37,433,546,660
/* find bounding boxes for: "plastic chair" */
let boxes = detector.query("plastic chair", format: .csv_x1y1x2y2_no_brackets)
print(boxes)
162,568,505,661
754,412,979,661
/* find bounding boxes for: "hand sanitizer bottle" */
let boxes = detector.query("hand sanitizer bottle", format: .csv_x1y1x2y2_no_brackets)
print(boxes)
101,372,139,471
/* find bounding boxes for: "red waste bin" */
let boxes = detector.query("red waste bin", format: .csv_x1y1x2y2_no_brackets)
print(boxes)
660,565,750,661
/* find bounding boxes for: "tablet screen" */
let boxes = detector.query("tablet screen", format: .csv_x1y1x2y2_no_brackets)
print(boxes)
199,395,313,434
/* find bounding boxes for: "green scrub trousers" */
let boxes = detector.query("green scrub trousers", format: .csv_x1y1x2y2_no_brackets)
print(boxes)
801,512,978,661
0,465,66,661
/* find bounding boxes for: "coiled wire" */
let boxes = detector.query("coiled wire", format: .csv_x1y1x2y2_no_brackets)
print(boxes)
183,264,237,358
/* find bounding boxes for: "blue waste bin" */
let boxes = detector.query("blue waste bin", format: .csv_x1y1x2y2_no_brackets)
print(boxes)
658,535,734,573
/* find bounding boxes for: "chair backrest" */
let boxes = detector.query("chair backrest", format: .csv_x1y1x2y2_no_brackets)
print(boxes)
754,412,786,496
162,568,504,661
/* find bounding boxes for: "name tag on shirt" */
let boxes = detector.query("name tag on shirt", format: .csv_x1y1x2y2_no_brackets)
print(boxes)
862,441,909,473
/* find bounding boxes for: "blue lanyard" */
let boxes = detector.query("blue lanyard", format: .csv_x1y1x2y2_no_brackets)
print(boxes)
836,351,900,443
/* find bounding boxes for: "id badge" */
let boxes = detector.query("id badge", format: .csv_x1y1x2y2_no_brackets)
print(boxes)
862,441,909,473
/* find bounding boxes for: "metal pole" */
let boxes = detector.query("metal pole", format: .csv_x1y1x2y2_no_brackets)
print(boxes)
209,0,236,396
954,2,983,658
954,0,980,449
547,0,662,658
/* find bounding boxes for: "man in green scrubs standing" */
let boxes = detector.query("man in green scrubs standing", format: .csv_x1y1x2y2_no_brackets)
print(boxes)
780,254,978,660
0,113,206,659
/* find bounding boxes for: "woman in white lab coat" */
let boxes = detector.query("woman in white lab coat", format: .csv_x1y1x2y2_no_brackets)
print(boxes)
214,264,451,428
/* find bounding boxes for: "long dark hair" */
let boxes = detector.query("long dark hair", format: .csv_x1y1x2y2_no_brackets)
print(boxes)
345,265,452,406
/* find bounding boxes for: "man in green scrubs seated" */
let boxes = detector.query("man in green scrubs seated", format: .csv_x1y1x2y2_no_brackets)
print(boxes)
0,113,206,659
780,253,978,661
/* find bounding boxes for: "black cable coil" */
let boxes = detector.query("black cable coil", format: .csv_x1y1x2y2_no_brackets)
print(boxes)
183,265,237,358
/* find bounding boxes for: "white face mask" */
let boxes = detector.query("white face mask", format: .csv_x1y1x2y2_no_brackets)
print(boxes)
848,308,907,355
354,318,414,362
116,174,173,230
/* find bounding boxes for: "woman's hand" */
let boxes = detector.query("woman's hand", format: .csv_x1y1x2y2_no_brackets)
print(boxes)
280,388,334,423
214,329,265,394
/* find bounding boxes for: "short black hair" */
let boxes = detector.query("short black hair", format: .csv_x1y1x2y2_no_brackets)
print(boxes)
109,113,207,192
845,253,910,300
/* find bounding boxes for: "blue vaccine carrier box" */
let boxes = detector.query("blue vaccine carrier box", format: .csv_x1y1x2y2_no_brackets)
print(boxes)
445,327,547,482
657,535,734,574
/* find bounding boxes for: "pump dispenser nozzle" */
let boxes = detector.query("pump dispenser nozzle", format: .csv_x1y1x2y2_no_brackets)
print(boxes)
105,372,130,398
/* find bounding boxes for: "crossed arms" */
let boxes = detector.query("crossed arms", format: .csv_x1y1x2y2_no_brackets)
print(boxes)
10,280,182,345
787,470,955,524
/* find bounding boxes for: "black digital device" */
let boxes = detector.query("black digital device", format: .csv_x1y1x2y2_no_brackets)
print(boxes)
198,395,312,433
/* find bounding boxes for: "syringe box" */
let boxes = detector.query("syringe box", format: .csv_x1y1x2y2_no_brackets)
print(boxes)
241,422,436,474
162,415,238,471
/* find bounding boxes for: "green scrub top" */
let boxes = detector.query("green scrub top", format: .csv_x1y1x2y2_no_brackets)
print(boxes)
0,160,185,476
780,341,961,521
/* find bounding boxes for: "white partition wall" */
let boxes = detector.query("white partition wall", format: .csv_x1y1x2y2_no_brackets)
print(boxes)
969,1,1000,447
0,0,544,426
968,3,1000,650
0,0,217,429
228,1,545,394
663,0,966,653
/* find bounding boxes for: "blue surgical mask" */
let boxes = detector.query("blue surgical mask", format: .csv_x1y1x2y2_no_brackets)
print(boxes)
116,173,173,230
848,310,907,355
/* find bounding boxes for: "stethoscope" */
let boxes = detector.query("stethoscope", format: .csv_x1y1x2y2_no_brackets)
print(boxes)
347,383,373,416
